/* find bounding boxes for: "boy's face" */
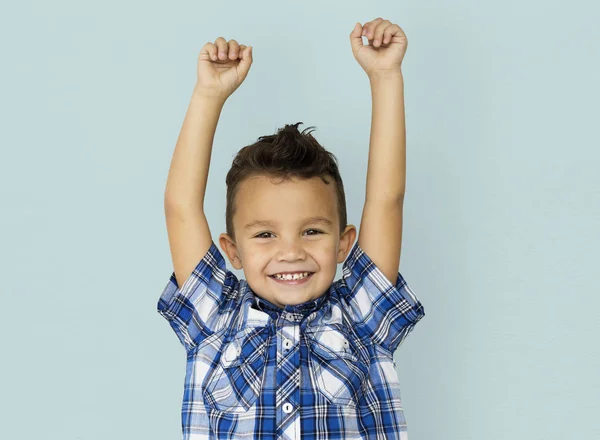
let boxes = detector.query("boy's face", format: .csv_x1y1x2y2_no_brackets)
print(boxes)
219,174,356,309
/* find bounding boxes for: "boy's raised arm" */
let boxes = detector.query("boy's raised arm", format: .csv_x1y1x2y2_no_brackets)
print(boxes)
350,19,408,285
358,74,405,285
164,91,225,211
164,38,253,288
163,91,225,288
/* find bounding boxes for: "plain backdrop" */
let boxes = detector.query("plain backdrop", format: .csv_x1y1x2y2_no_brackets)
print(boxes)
1,0,598,439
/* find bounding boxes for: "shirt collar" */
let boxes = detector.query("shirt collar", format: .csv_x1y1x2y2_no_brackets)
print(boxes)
231,281,332,333
241,280,329,318
254,292,328,315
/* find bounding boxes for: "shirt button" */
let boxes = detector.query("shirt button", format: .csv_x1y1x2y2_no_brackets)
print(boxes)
224,344,238,361
283,339,293,349
282,402,293,414
285,312,294,320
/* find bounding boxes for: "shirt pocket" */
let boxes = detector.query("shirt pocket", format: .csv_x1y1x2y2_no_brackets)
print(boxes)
203,327,269,412
307,327,369,407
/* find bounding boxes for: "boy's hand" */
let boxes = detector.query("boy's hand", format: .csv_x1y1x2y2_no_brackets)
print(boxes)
195,37,253,100
350,18,407,78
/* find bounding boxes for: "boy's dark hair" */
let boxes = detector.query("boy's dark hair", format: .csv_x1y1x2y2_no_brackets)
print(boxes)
225,122,347,241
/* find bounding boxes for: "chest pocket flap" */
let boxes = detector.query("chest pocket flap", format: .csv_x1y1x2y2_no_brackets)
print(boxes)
203,325,270,412
307,326,368,407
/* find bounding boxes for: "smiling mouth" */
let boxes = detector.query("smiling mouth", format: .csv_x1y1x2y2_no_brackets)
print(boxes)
269,272,314,285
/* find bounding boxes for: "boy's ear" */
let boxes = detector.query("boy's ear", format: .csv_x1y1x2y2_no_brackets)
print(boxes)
219,233,243,270
337,224,357,263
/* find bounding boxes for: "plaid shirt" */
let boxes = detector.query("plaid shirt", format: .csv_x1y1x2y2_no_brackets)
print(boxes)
157,239,425,440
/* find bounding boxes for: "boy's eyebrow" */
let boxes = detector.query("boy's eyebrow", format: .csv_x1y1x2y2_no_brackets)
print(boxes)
244,216,333,230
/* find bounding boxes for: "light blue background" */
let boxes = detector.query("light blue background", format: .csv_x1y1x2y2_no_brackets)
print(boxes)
1,0,598,439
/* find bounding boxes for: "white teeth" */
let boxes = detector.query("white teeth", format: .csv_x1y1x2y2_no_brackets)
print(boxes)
274,272,310,280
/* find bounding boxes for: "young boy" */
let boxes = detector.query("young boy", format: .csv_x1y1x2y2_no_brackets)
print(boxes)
158,18,425,440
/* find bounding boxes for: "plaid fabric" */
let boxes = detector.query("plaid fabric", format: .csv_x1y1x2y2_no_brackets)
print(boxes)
157,240,425,440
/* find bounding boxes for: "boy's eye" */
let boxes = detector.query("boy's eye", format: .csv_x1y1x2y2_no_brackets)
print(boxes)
255,232,273,239
254,230,323,239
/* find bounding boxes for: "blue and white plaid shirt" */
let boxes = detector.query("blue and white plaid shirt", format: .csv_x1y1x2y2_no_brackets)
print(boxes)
157,239,425,440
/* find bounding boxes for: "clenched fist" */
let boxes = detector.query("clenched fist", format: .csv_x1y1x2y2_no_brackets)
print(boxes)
195,37,253,100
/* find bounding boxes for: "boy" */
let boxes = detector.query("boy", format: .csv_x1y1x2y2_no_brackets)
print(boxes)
158,18,425,440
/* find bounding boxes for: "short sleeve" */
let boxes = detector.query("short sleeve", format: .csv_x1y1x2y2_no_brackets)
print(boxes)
337,241,425,353
157,240,234,353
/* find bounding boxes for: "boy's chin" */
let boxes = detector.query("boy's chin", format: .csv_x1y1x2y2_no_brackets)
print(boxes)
251,274,330,308
271,290,327,308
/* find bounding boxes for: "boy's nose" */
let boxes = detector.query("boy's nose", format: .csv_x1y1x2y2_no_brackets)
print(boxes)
276,241,306,260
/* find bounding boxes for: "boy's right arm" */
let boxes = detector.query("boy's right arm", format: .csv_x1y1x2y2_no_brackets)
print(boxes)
164,88,227,289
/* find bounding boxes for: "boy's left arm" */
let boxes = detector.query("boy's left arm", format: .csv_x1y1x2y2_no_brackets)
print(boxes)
358,73,406,285
350,19,410,285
